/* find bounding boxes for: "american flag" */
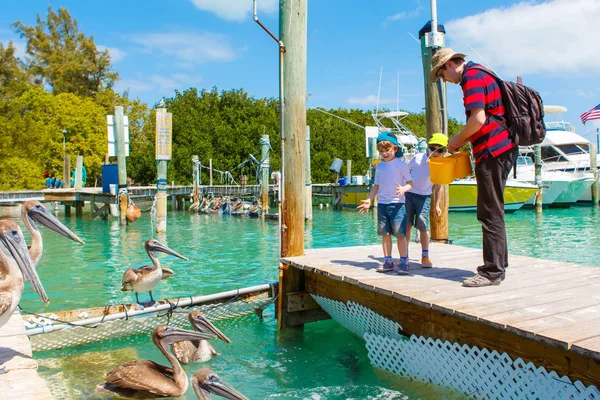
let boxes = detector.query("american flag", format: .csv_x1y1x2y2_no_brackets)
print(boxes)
580,104,600,125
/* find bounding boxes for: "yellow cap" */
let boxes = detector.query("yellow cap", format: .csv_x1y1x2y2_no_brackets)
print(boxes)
429,133,448,147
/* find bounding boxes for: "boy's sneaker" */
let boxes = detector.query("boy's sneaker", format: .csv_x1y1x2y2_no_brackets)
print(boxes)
397,261,410,275
376,260,394,273
421,257,433,268
462,274,501,287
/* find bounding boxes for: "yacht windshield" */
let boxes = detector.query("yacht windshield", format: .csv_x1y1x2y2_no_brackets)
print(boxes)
555,143,588,155
541,146,567,162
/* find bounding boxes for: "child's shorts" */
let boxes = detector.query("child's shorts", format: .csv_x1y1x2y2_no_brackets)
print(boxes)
404,192,430,231
377,203,406,237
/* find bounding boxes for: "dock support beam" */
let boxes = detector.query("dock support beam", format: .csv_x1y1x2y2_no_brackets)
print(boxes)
420,21,448,242
261,134,270,214
115,106,129,226
305,126,312,220
591,143,598,206
155,107,172,233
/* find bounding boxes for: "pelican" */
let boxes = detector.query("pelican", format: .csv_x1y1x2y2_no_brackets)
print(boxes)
121,239,188,305
21,200,84,267
96,324,216,398
0,220,49,333
172,311,231,364
191,369,248,400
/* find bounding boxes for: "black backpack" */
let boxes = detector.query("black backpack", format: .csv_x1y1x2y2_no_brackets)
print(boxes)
469,65,546,146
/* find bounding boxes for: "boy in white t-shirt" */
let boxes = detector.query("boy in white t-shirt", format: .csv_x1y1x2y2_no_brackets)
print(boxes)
404,133,447,268
357,132,413,275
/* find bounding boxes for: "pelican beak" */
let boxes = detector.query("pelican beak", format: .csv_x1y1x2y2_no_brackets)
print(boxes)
202,376,248,400
28,205,84,244
151,242,188,261
164,327,216,344
0,227,49,304
191,315,232,344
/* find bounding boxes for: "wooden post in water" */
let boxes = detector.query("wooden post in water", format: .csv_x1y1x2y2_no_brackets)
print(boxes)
419,20,448,242
155,107,172,233
261,134,270,214
209,159,213,186
277,0,307,330
305,126,312,220
64,156,71,189
192,155,200,205
591,143,599,206
114,106,129,225
534,144,543,212
74,156,83,190
346,160,352,182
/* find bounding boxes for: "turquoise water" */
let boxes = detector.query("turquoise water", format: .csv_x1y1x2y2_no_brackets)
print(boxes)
4,204,600,399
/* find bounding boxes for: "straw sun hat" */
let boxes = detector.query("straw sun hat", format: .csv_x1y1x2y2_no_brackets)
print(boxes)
429,48,466,83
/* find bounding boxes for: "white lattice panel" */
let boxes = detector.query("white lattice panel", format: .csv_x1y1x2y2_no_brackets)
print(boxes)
312,294,600,400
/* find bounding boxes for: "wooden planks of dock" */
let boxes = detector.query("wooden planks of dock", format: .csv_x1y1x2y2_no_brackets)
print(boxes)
281,242,600,387
0,311,53,399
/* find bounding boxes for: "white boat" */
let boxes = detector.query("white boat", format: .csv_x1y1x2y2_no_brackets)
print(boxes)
527,105,599,203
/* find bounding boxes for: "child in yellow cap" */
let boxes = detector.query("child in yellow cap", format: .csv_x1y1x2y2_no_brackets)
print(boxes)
404,133,447,268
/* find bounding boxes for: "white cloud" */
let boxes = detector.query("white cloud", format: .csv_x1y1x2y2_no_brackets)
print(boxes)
97,45,127,63
383,6,423,25
117,73,202,93
559,89,596,98
128,32,238,65
445,0,600,76
190,0,277,22
347,95,397,108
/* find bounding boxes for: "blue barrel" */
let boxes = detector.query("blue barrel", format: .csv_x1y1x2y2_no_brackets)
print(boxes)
102,164,119,194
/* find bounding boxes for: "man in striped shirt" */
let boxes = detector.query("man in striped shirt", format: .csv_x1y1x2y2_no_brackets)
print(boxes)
430,48,516,288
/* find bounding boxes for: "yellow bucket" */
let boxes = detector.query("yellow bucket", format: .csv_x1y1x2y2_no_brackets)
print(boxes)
449,152,472,179
428,157,455,184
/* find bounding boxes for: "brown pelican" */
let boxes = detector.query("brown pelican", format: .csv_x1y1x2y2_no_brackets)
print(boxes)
21,200,84,267
191,369,248,400
121,239,188,305
0,220,49,333
96,324,216,398
172,311,231,364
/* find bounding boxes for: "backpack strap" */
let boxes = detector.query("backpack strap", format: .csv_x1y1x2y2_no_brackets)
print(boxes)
466,65,513,136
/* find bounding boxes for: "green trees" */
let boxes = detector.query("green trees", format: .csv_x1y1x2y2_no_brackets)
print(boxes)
13,6,118,97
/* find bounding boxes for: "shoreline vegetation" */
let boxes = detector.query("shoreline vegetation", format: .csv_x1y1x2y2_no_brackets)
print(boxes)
1,7,463,191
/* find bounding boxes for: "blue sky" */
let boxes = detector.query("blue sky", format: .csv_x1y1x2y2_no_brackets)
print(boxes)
2,0,600,141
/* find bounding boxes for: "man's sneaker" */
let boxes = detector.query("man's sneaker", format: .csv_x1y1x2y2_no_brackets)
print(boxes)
376,260,394,273
397,261,410,275
462,274,501,287
421,257,433,268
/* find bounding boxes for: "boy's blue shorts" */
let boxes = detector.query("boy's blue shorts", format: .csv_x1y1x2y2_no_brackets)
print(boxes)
404,192,430,231
377,203,406,237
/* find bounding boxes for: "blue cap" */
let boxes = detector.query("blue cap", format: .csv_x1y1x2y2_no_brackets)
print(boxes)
376,132,403,158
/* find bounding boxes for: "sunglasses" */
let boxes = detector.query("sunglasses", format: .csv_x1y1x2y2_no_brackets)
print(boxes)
429,145,445,153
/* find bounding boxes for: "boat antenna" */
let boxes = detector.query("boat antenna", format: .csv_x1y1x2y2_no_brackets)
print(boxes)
462,40,502,79
376,65,383,116
310,108,365,129
396,69,400,112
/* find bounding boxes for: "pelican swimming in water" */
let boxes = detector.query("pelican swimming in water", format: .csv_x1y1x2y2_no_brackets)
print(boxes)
191,369,248,400
21,200,84,267
121,239,188,305
96,324,216,398
0,220,49,335
172,311,231,364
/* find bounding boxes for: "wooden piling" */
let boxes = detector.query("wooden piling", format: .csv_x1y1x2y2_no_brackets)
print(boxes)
591,143,598,206
261,134,270,214
305,126,312,220
74,156,84,191
155,107,172,233
278,0,307,330
419,22,448,242
115,106,129,225
534,144,543,211
64,155,71,189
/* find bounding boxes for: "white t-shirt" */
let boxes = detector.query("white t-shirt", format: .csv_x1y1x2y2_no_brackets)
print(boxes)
374,158,412,204
407,153,433,195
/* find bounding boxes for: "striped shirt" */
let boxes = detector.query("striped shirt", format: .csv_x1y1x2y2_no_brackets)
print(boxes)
461,61,514,163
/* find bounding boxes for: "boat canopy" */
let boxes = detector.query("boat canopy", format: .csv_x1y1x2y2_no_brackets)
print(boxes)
543,105,568,115
542,130,590,146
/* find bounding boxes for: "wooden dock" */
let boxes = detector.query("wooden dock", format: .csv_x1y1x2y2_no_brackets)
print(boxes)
280,242,600,388
0,311,53,400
